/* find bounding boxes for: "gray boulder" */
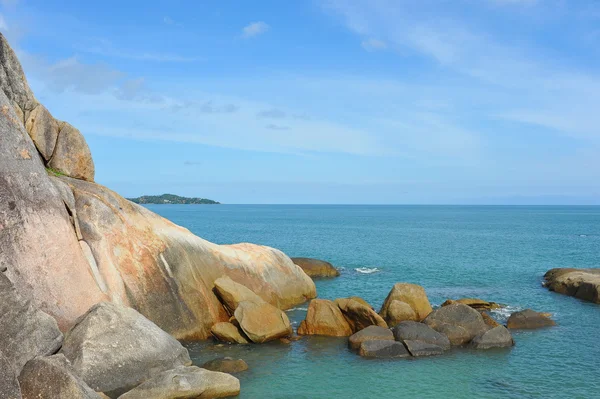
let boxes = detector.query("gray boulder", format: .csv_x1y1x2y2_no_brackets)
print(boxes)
0,32,37,115
348,326,394,351
403,340,444,357
25,104,59,161
507,309,556,329
18,355,100,399
0,351,21,399
60,302,191,398
470,326,514,349
358,340,410,359
392,321,451,350
202,357,248,373
291,257,340,278
423,303,488,345
0,273,63,375
48,121,95,181
117,366,240,399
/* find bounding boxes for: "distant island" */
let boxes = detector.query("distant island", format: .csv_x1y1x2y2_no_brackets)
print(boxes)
127,194,220,205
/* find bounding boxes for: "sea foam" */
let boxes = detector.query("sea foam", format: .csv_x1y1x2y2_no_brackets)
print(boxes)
354,267,380,274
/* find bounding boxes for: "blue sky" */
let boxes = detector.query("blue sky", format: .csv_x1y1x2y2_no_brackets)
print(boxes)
1,0,599,204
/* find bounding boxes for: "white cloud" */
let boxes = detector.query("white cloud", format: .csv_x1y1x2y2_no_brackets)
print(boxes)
242,22,269,39
76,38,199,62
0,14,7,31
361,38,387,51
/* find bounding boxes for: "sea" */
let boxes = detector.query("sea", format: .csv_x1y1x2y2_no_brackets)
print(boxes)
145,205,600,399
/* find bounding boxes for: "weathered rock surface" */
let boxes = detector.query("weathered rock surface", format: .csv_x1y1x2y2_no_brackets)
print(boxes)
480,312,500,328
335,298,387,332
213,276,265,314
384,300,418,327
291,257,340,278
470,326,514,349
391,321,451,350
0,273,63,375
506,309,556,329
25,104,59,161
358,340,410,359
117,366,240,399
403,340,445,357
202,357,248,373
544,268,600,304
60,302,191,398
18,355,100,399
297,299,352,337
0,351,21,399
348,296,373,309
348,326,394,350
234,301,292,343
48,122,95,181
379,283,432,324
423,303,488,345
211,322,249,344
441,298,500,310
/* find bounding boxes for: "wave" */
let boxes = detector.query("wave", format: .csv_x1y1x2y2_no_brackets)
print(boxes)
355,267,380,274
286,307,308,312
490,305,521,322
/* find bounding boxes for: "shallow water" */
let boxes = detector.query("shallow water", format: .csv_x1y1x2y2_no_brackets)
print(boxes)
147,205,600,399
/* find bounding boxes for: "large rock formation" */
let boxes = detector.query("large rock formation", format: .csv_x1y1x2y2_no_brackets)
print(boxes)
379,283,432,325
297,299,353,337
0,352,21,399
0,33,316,340
423,303,488,346
291,257,340,278
391,321,451,350
544,268,600,304
335,298,387,332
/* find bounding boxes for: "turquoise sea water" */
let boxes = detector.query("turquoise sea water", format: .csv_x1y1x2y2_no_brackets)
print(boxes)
146,205,600,399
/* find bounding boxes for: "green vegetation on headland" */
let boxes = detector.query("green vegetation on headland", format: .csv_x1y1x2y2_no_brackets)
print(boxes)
127,194,220,205
45,167,66,177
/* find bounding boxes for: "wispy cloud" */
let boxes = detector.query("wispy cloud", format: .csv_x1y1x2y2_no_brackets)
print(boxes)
242,21,269,38
0,14,8,31
77,39,200,62
257,108,286,119
361,38,387,51
265,123,290,130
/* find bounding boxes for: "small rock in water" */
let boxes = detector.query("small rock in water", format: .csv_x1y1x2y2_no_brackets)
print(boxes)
470,326,514,349
291,257,340,278
392,321,451,350
202,357,249,373
403,340,444,357
506,309,556,329
358,340,410,359
348,326,394,351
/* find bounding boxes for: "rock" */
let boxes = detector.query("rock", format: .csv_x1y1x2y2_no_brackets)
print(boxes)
291,257,340,278
403,340,444,357
297,299,352,337
48,122,95,181
25,104,59,161
210,322,249,344
202,357,248,373
379,283,432,324
384,300,418,327
480,312,500,328
348,326,394,350
544,268,600,304
358,340,410,359
234,301,292,343
0,33,37,115
391,321,451,350
470,326,514,349
0,352,21,399
213,276,265,314
60,302,191,398
335,298,387,332
506,309,556,329
0,273,63,375
348,296,372,309
18,355,100,399
441,298,500,310
423,303,488,345
117,366,240,399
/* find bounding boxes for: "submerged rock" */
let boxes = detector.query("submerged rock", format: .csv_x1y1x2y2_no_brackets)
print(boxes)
60,302,191,398
441,298,500,310
202,357,248,373
544,268,600,304
506,309,556,329
291,257,340,278
211,322,249,344
403,340,444,357
391,321,451,350
297,299,352,337
423,303,488,346
117,366,240,399
379,283,433,325
234,301,292,343
358,340,410,359
335,298,387,332
348,326,394,350
470,326,514,349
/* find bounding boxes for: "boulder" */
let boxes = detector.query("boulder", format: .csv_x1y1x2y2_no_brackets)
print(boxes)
379,283,432,324
403,340,444,357
506,309,556,329
60,302,191,398
297,299,353,337
0,33,37,115
25,104,59,161
358,340,410,359
423,303,488,345
202,357,248,373
391,321,451,350
480,312,500,328
441,298,500,310
384,300,418,327
348,326,394,350
18,355,100,399
234,301,292,343
210,322,249,344
544,268,600,304
348,296,373,309
0,273,63,375
47,122,95,181
117,366,240,399
0,352,21,399
291,257,340,278
335,298,387,332
470,326,514,349
213,276,265,314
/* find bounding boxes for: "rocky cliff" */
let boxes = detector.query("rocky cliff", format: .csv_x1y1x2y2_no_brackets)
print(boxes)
0,33,316,340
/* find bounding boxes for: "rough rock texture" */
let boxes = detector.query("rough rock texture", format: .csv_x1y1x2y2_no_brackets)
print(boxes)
48,122,95,181
234,301,292,343
117,366,240,399
379,283,432,324
0,273,63,375
481,312,500,328
18,355,100,399
358,340,410,359
384,300,418,327
297,299,353,337
470,326,514,349
391,321,451,350
348,296,373,309
544,268,600,304
25,104,59,161
60,302,191,398
202,357,248,373
213,276,265,314
290,257,340,278
210,322,249,344
506,309,556,329
441,298,500,310
0,352,21,399
348,326,394,350
423,304,488,346
0,33,37,116
403,340,444,357
335,298,387,332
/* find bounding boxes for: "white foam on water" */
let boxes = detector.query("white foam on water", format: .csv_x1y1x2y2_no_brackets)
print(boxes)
580,234,587,237
286,307,308,312
354,267,380,274
490,305,522,322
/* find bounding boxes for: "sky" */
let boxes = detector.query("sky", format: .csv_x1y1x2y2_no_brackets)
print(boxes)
1,0,599,204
